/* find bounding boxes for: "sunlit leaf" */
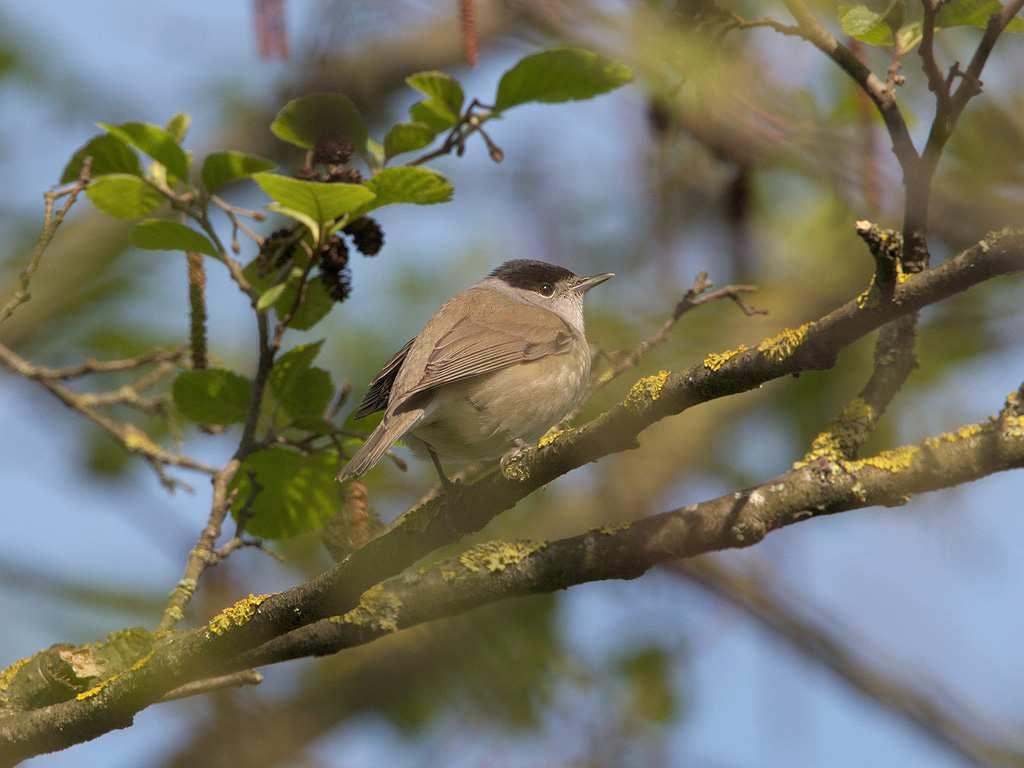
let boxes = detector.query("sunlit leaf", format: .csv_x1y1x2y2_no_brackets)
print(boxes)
384,122,437,160
130,220,217,256
253,172,376,234
61,134,141,183
270,92,369,156
406,71,465,124
98,121,190,181
495,48,633,111
86,174,163,219
838,4,896,45
936,0,1024,31
201,151,275,192
361,167,453,213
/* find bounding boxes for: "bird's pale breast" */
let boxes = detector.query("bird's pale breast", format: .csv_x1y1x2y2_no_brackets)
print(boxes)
409,341,590,462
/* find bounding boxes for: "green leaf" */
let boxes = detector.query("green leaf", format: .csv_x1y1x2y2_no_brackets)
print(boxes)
494,48,633,111
936,0,1024,31
896,21,923,50
838,4,897,45
130,220,217,256
86,174,164,219
361,167,453,212
98,122,190,181
270,340,334,420
406,71,465,124
275,273,335,330
230,447,341,538
61,133,141,183
270,93,369,156
256,283,287,311
173,368,252,425
165,112,191,143
201,151,276,192
384,122,436,160
409,102,455,133
253,173,376,235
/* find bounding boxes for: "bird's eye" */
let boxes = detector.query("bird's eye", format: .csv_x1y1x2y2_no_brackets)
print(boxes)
539,283,555,297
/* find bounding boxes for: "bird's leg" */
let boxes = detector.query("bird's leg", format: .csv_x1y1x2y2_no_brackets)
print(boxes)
427,446,455,494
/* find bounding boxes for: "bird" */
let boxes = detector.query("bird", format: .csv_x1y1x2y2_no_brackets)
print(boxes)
337,259,614,491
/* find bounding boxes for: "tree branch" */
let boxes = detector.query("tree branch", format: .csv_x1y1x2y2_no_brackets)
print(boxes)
1,230,1022,763
236,392,1024,673
0,159,92,325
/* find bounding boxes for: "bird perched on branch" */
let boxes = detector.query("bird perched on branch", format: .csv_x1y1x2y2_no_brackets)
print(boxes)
338,259,614,492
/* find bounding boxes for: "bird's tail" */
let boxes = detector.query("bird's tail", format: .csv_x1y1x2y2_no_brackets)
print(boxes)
337,410,422,482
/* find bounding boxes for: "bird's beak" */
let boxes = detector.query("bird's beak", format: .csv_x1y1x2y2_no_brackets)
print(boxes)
574,272,615,293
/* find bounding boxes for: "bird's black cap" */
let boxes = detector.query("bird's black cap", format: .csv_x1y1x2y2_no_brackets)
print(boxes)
489,260,576,292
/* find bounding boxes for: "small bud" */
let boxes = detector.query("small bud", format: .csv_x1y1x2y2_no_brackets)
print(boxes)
488,146,504,163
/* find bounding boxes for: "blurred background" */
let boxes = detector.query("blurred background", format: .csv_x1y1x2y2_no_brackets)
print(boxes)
1,1,1023,766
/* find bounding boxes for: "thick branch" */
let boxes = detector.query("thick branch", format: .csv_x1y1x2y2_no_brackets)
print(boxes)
237,399,1024,674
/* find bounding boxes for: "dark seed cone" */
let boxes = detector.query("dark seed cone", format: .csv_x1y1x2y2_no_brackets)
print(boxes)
313,138,355,166
319,266,352,303
344,217,384,256
327,167,363,184
317,235,350,270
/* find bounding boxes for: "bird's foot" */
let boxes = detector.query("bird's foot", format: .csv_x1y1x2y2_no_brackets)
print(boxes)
499,438,533,481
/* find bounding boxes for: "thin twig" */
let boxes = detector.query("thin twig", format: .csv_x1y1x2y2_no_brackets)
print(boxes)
160,670,263,702
0,341,215,481
591,272,763,398
157,459,241,631
0,159,93,324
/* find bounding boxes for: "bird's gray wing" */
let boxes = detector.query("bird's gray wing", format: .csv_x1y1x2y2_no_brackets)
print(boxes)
353,337,415,418
392,295,573,410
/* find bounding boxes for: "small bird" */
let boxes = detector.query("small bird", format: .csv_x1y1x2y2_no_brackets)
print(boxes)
338,259,614,489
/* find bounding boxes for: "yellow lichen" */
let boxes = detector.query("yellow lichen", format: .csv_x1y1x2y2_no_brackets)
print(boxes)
500,452,531,482
123,424,160,453
206,594,270,637
457,539,543,574
856,276,879,309
596,522,631,535
623,370,670,414
703,345,748,372
923,422,986,448
757,324,812,363
845,445,920,473
332,584,402,632
0,656,31,695
74,651,153,701
537,425,564,449
794,398,877,468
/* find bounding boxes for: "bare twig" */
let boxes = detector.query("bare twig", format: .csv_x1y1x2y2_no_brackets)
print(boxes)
6,347,185,380
0,342,214,483
591,272,763,396
160,670,263,702
157,459,241,631
919,0,950,112
0,159,93,325
407,100,501,167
